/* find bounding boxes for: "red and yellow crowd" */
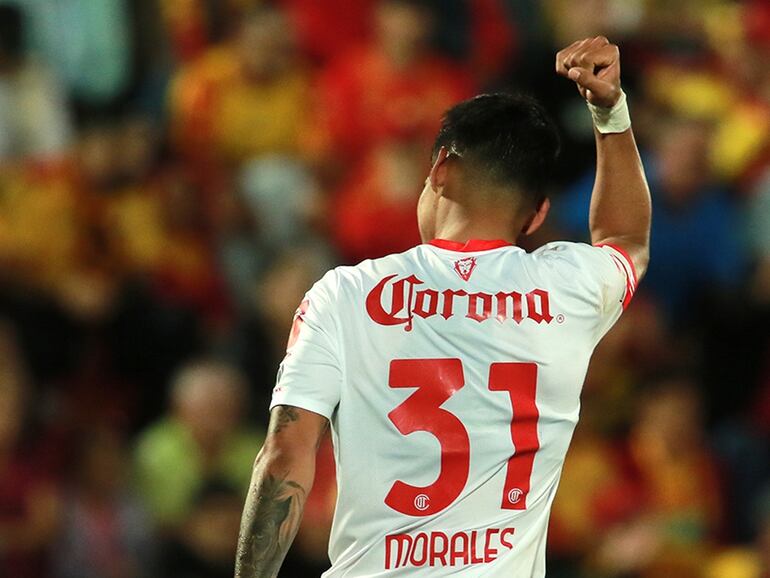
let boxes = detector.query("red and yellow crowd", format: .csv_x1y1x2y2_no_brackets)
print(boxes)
0,0,768,577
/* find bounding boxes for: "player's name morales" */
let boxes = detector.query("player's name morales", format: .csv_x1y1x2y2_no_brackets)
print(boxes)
385,527,517,570
366,274,555,332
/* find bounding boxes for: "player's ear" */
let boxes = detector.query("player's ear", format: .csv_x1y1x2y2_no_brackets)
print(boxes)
428,146,450,193
522,197,551,236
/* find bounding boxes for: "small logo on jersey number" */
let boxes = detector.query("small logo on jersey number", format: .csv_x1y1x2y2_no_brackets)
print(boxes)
453,257,477,282
507,488,523,505
414,494,430,511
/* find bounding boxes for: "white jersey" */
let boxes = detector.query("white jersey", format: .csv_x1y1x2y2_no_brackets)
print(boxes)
271,238,637,577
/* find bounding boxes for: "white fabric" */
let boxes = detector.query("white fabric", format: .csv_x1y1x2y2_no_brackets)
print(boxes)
271,241,636,577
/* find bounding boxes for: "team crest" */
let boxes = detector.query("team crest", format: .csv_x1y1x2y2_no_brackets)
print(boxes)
286,298,310,350
453,257,477,282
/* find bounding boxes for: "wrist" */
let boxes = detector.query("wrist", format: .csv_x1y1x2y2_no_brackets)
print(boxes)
588,90,631,134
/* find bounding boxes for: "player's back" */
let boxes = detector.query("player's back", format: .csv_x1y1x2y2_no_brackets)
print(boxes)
272,238,636,577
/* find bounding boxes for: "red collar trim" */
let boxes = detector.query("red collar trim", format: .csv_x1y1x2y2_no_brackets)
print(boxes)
428,238,514,252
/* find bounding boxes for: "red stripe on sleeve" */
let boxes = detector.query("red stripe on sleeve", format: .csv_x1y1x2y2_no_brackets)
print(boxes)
608,253,636,309
595,243,639,287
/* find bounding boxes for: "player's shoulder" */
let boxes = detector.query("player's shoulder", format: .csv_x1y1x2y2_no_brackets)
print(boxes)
304,250,422,319
531,240,614,266
533,240,599,258
527,240,624,286
327,246,425,288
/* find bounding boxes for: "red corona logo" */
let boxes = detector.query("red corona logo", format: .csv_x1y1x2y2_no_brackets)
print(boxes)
365,275,554,331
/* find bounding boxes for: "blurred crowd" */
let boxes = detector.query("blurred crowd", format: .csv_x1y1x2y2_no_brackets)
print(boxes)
0,0,768,577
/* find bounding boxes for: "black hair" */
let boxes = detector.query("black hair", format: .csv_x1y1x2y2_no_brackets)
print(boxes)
0,5,24,61
432,93,560,207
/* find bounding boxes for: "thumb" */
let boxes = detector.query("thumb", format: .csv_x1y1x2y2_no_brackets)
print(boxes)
567,67,615,97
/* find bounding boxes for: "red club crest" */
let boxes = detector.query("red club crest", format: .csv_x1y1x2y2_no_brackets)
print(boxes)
453,257,477,282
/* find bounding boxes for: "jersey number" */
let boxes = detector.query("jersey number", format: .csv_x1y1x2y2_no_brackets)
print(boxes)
384,358,540,517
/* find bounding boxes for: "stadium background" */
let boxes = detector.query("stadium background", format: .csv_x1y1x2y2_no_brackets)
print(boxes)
0,0,768,576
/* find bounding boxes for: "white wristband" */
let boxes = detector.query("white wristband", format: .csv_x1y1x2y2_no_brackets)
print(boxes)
588,90,631,134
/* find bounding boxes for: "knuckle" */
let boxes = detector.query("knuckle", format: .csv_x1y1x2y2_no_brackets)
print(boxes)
578,52,593,66
566,50,583,66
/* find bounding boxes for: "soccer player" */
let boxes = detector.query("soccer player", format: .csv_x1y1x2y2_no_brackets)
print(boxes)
235,36,651,577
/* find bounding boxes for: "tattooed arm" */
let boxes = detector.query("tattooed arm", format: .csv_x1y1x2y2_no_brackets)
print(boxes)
235,405,329,578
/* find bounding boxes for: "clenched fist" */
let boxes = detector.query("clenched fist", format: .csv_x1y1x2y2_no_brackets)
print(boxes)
556,36,622,109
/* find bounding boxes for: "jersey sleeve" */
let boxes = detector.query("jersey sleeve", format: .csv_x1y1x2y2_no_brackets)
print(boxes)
534,241,638,340
270,269,343,420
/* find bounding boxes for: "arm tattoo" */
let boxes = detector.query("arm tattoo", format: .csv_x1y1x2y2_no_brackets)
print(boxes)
234,470,307,578
235,406,314,578
269,406,299,435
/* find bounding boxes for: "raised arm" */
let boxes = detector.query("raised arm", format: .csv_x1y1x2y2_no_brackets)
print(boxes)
556,37,652,279
235,405,328,578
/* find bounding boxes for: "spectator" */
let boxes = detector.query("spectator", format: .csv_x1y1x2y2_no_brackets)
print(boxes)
104,116,229,325
706,491,770,578
331,139,423,263
237,157,321,250
169,5,310,167
0,121,124,323
555,116,747,320
217,157,326,317
14,0,133,109
279,0,375,65
52,429,155,578
133,360,263,530
311,0,475,169
0,324,60,578
644,0,770,187
159,0,262,62
281,0,515,81
548,422,637,568
0,113,224,328
0,4,72,161
228,246,332,411
160,480,243,578
593,377,723,578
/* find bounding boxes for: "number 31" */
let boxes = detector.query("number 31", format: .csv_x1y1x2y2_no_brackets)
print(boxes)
385,359,540,517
